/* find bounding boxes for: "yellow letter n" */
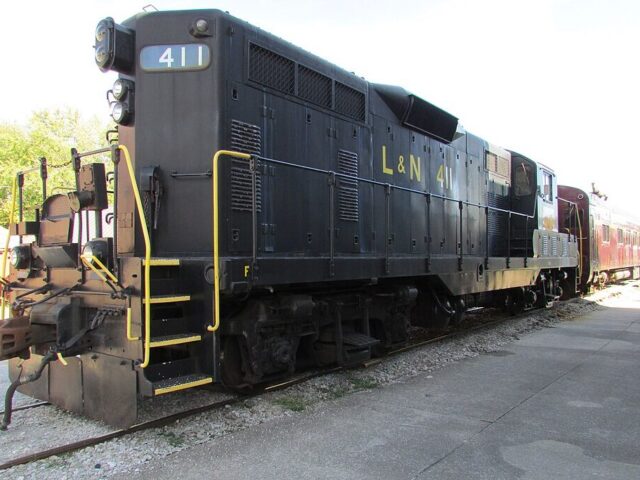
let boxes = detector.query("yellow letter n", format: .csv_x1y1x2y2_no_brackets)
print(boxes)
410,154,421,181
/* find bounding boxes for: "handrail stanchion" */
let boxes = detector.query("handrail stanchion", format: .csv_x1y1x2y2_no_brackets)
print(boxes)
1,176,18,320
118,145,152,368
207,150,251,334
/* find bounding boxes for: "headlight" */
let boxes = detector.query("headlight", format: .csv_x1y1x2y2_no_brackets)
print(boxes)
82,243,94,260
94,17,135,74
95,46,108,67
10,245,31,270
82,239,111,265
10,249,18,267
111,102,130,124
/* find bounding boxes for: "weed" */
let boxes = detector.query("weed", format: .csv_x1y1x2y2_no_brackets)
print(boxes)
273,396,307,412
328,386,349,399
44,455,68,469
161,431,185,447
349,376,379,390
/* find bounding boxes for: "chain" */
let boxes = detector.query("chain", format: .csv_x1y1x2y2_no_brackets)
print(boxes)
47,159,73,169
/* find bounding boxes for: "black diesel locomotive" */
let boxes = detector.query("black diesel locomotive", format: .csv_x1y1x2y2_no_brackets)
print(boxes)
0,9,578,427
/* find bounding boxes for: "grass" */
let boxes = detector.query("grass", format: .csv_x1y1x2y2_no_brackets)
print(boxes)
327,386,350,399
349,376,379,390
161,431,185,447
44,454,69,469
273,396,307,412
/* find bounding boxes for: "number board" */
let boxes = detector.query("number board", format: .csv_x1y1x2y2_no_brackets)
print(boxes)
140,44,211,72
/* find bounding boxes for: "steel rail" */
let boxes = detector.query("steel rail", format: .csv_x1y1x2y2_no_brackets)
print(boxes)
0,368,334,471
0,401,49,416
0,308,519,472
0,292,598,472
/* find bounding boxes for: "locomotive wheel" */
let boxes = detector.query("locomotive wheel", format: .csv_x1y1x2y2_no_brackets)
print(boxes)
221,336,255,393
449,297,466,327
413,290,452,331
503,288,525,315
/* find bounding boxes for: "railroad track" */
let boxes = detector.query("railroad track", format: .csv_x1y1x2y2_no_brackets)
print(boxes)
0,301,582,471
0,401,49,416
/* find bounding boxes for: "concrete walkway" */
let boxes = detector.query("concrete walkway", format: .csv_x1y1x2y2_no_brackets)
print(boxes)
123,292,640,479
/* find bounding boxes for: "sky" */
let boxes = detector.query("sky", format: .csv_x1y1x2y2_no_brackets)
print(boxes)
1,0,639,212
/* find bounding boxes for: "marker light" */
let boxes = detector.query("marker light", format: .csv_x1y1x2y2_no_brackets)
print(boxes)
112,78,134,100
111,102,131,125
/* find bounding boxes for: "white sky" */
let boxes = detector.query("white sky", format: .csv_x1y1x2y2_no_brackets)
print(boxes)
1,0,638,212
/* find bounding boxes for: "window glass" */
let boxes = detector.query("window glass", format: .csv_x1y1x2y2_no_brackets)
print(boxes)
603,225,610,242
542,171,553,202
618,228,623,243
514,162,533,196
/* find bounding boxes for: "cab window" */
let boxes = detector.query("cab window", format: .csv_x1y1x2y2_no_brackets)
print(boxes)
542,171,553,202
514,162,533,196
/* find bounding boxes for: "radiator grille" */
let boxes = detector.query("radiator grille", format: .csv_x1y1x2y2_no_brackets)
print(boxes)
248,43,366,122
337,149,359,222
298,66,332,108
248,43,295,94
542,234,549,256
487,190,509,256
230,120,262,212
335,82,366,121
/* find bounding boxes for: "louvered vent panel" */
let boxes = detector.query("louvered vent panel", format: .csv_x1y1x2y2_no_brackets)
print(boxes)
551,236,558,256
248,43,295,94
298,66,332,108
542,234,549,256
486,190,509,256
562,236,569,257
335,82,366,121
337,149,359,222
230,120,262,212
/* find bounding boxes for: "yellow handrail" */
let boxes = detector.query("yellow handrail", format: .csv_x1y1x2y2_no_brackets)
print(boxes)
1,176,18,320
57,352,68,366
118,145,152,368
576,206,583,280
81,254,119,284
207,150,251,333
126,307,139,341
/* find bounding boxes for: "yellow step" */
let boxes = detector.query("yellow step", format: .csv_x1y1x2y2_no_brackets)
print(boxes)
144,294,191,304
143,258,181,267
153,374,213,395
149,334,202,348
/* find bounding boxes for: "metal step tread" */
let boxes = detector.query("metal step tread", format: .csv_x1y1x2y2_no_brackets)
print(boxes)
143,258,181,266
144,294,191,304
342,332,380,348
153,374,213,395
149,333,202,347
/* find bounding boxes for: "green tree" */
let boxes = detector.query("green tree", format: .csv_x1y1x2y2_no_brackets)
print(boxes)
0,108,110,226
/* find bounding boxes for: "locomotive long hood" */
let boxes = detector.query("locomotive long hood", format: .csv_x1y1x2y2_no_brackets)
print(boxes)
372,84,459,144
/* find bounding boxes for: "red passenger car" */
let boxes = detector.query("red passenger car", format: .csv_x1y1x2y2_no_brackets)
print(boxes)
559,185,640,291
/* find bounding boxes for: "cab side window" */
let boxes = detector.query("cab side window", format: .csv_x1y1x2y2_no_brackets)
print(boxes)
514,162,533,197
542,171,553,202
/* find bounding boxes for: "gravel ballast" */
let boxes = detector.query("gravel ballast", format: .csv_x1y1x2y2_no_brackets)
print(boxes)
1,286,622,479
